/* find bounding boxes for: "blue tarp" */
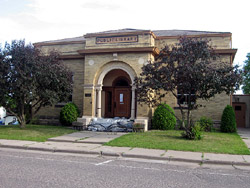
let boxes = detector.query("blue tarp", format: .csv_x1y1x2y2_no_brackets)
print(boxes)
88,117,133,132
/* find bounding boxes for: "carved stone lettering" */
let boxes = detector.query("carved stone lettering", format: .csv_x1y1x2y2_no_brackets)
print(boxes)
96,35,138,44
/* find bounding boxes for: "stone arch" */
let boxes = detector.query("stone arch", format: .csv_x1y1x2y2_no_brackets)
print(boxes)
95,61,137,86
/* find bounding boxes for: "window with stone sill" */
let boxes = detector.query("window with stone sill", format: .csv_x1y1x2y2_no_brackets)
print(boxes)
177,87,196,107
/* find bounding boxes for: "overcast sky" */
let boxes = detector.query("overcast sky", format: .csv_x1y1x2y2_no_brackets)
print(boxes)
0,0,249,68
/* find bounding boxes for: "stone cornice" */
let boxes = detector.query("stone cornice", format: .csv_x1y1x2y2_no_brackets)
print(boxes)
214,49,237,60
78,47,160,56
59,54,85,60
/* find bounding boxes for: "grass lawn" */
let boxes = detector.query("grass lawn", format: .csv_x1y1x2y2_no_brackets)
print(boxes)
0,124,77,142
105,130,250,155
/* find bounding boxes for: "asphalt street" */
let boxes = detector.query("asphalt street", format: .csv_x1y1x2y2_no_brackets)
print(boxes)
0,148,250,188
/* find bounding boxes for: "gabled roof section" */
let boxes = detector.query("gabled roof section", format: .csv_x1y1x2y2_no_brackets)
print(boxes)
34,29,232,46
84,28,152,38
34,36,85,47
153,30,231,39
153,30,230,36
84,28,231,38
89,28,147,34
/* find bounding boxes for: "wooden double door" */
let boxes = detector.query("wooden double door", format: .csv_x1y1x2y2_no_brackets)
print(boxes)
232,102,246,128
104,87,131,118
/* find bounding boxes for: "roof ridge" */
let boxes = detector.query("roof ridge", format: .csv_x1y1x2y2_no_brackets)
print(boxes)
152,29,230,33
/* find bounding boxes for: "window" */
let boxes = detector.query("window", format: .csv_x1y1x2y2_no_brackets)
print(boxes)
66,74,73,102
68,94,73,102
235,106,241,111
55,74,73,108
177,86,196,106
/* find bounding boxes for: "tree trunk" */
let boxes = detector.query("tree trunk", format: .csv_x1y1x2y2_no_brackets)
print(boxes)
19,102,26,128
187,109,191,128
19,118,26,128
180,110,186,129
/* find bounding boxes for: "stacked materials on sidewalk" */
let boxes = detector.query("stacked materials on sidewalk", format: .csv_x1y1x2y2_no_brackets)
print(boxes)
88,117,133,132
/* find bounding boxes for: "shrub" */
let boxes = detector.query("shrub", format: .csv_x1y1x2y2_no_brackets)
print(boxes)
198,116,214,132
220,105,237,133
71,103,80,117
152,104,176,130
60,103,80,126
182,121,203,140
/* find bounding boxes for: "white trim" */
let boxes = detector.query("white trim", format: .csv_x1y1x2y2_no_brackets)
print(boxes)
97,62,136,85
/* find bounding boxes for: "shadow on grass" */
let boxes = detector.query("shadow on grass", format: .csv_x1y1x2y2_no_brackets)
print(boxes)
157,134,187,140
148,131,185,140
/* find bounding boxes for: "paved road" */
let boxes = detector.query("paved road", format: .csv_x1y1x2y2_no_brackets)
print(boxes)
0,149,250,188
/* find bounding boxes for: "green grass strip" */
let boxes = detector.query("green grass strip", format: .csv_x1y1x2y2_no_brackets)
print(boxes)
0,124,76,142
105,130,250,155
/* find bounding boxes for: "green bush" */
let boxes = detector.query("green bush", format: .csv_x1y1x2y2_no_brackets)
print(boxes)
152,104,176,130
198,116,214,132
60,103,80,126
220,105,237,133
182,122,203,140
71,103,80,116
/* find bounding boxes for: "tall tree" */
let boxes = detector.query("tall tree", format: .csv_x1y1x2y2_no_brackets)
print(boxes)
135,37,242,133
242,53,250,94
0,40,73,128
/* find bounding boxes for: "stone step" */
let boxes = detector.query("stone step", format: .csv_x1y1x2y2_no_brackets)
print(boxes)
72,121,87,131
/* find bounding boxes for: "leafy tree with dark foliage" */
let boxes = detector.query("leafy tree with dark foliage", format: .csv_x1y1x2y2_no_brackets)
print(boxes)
135,37,242,138
242,53,250,94
0,40,72,128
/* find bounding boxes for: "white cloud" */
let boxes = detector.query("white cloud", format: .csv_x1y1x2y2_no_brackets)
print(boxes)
0,0,249,66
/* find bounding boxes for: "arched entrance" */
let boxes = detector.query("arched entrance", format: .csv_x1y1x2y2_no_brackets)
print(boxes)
95,62,136,119
102,69,131,118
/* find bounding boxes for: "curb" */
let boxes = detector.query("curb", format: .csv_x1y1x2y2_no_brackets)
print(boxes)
0,144,101,155
121,153,203,164
1,144,250,166
201,159,250,166
47,139,106,145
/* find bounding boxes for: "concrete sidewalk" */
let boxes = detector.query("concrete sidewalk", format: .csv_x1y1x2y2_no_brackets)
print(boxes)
237,128,250,150
1,138,250,166
47,131,127,144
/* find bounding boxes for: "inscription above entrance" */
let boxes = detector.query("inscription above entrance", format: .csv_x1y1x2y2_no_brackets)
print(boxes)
96,35,138,44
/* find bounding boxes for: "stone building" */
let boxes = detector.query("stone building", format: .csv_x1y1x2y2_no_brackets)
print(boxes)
34,29,237,130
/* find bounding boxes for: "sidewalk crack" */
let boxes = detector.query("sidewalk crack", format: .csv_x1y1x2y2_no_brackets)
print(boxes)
242,155,247,162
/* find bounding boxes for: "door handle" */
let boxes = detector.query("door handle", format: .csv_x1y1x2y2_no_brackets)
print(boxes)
114,102,116,108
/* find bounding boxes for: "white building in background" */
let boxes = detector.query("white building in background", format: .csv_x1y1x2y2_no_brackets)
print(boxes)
0,107,18,125
0,107,7,124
